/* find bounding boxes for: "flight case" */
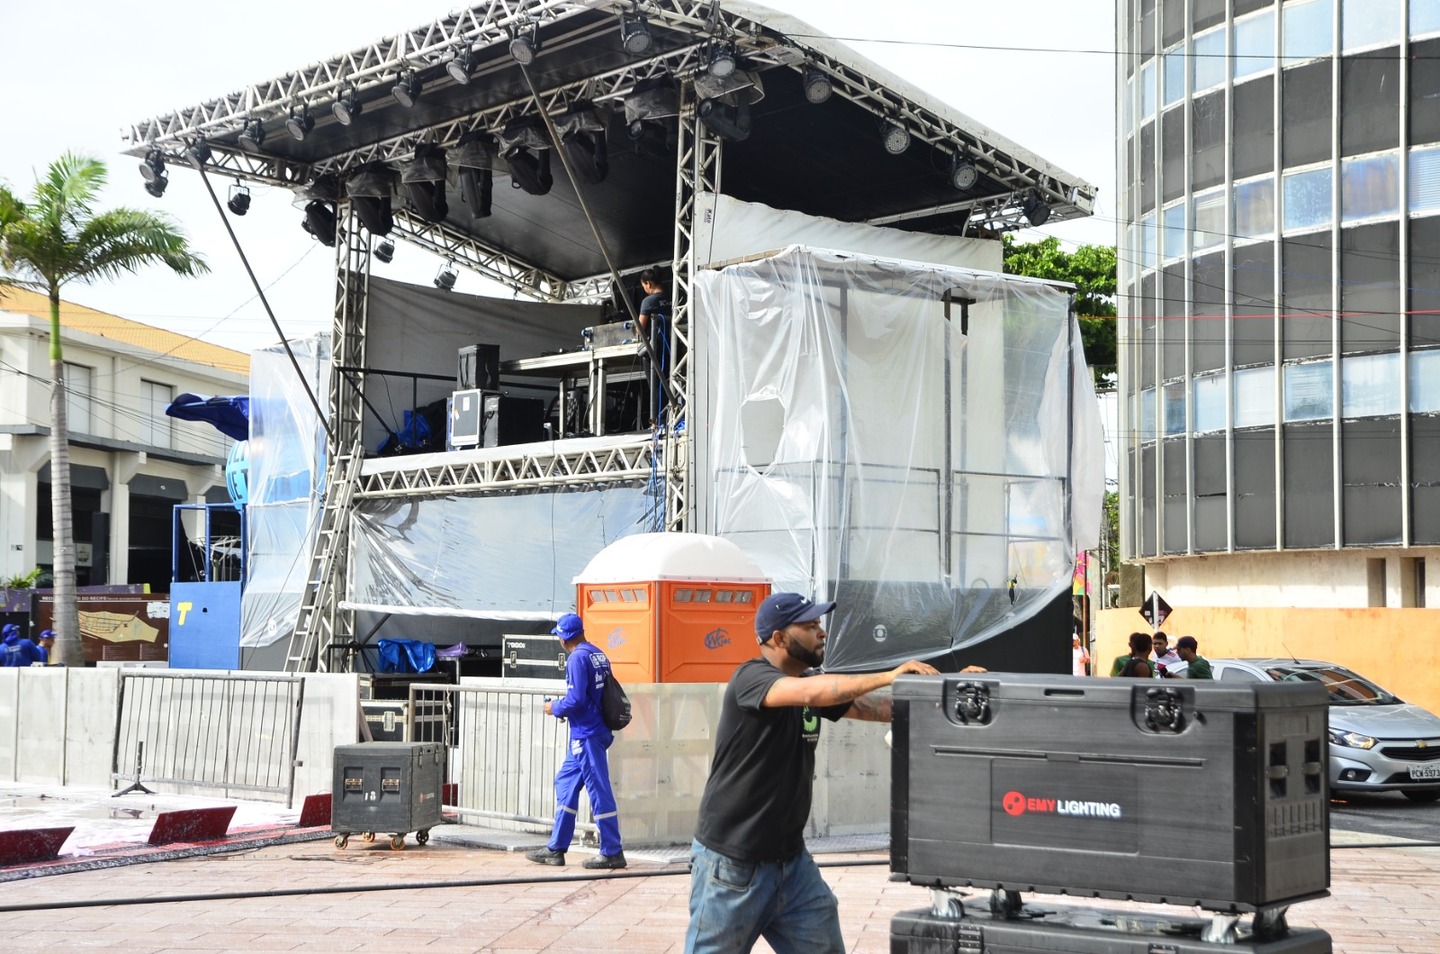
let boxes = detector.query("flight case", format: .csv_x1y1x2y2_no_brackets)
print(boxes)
331,742,444,850
891,674,1329,912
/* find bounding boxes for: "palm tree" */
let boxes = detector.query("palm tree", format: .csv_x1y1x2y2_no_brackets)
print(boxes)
0,153,208,666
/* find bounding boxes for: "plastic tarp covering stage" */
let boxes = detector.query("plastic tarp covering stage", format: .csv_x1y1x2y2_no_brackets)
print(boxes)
692,247,1102,672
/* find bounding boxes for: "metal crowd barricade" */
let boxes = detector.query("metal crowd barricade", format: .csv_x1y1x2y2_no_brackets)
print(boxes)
111,671,306,807
408,682,596,838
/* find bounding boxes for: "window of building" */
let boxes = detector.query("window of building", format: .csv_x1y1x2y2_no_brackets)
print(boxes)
1402,557,1426,608
1284,360,1333,420
1410,349,1440,411
64,362,93,435
1140,58,1157,121
1140,386,1157,441
1342,0,1402,50
140,379,173,449
1418,0,1440,35
1284,0,1335,62
1162,203,1186,260
1193,372,1227,432
1341,152,1400,221
1235,10,1276,81
1411,144,1440,213
1140,211,1158,271
1124,74,1135,135
1163,381,1187,435
1234,365,1276,427
1233,176,1276,239
1163,43,1187,107
1341,352,1400,417
1194,187,1227,250
1283,166,1334,231
1367,557,1386,607
1193,26,1228,92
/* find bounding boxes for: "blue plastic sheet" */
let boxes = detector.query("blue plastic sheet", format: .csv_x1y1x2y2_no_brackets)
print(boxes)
376,637,436,673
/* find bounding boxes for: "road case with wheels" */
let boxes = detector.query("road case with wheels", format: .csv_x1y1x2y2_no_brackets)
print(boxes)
331,741,443,850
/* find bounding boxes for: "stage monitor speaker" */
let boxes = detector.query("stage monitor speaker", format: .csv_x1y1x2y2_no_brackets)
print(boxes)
458,343,500,391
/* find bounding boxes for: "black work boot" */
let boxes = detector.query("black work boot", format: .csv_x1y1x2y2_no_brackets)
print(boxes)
525,847,565,866
582,851,627,869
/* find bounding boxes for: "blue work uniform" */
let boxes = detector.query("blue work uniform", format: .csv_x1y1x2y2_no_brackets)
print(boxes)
545,641,623,857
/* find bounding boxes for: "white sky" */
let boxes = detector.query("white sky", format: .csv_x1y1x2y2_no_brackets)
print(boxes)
0,0,1117,354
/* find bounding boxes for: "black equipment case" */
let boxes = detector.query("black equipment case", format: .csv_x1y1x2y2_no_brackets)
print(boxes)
891,674,1329,912
331,741,444,849
502,634,566,680
890,903,1332,953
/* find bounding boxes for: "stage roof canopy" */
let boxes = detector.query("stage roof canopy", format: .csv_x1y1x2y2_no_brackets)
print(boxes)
125,0,1096,292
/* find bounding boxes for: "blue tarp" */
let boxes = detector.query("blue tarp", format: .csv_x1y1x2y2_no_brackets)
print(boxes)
375,638,436,674
165,393,250,442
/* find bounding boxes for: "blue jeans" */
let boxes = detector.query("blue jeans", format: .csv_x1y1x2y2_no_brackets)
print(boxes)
547,734,622,856
684,840,844,954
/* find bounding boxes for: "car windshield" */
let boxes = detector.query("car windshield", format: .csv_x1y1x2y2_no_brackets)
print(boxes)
1265,665,1401,706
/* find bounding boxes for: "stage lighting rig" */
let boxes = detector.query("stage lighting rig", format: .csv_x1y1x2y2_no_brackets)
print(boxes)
434,261,458,291
620,12,653,55
446,46,477,84
392,70,423,108
226,183,251,216
949,153,979,191
452,131,498,218
698,98,751,142
347,162,399,235
557,103,610,185
509,22,539,65
803,66,833,104
881,118,910,155
1021,188,1051,226
238,119,266,153
332,87,362,125
286,105,314,141
139,147,166,183
185,138,212,168
301,200,337,247
707,43,736,77
374,238,395,264
498,118,554,196
401,145,449,223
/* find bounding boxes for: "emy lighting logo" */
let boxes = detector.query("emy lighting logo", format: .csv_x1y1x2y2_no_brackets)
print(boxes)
1001,789,1124,819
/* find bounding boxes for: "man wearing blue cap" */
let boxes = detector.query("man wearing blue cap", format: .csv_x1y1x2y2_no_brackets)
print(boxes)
2,623,44,667
526,612,626,869
684,592,947,954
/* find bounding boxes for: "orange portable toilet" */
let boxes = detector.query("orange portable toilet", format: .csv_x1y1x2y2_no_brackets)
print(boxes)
575,533,771,684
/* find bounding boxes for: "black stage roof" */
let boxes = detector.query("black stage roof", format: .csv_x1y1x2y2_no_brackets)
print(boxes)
125,1,1096,290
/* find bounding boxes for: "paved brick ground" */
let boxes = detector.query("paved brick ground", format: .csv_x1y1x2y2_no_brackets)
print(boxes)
0,827,1437,952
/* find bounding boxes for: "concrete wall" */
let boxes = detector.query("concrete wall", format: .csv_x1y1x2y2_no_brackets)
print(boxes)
1138,548,1440,609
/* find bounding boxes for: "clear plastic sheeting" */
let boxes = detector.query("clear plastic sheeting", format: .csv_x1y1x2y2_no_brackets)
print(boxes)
345,487,654,619
240,335,330,649
692,246,1102,672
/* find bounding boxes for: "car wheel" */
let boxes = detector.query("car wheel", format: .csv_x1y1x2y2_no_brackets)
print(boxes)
1402,789,1440,803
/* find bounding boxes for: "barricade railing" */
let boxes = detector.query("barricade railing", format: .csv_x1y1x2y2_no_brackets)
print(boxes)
111,671,306,807
408,682,595,838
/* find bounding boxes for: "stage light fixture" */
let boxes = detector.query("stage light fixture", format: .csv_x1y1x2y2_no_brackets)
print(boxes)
401,145,449,223
620,13,653,55
949,153,979,191
434,261,458,291
698,97,751,142
332,87,362,125
557,103,610,185
881,119,910,155
286,105,314,141
374,238,395,264
446,47,477,85
143,174,168,198
346,162,399,235
803,66,833,104
139,147,166,183
453,131,498,218
226,183,251,216
707,43,736,77
186,138,213,168
1021,188,1051,227
238,119,266,153
392,70,423,108
301,200,337,247
509,23,539,65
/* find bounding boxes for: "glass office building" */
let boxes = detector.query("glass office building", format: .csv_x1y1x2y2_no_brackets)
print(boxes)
1119,0,1440,607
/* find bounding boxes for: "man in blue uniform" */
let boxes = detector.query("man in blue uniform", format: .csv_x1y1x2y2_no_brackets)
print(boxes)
684,593,947,954
526,612,626,869
2,623,44,667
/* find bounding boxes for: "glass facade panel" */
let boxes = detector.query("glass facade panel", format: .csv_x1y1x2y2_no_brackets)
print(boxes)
1164,382,1187,435
1283,167,1333,231
1141,59,1157,120
1140,387,1157,441
1235,10,1276,80
1140,212,1158,271
65,362,93,435
1411,145,1440,212
1194,373,1226,432
1411,350,1440,411
1284,0,1334,61
1194,188,1227,250
1164,45,1186,106
1234,177,1276,238
1163,203,1186,260
1417,0,1440,34
1234,366,1276,428
1341,153,1400,220
1341,352,1401,417
1194,27,1227,92
1284,361,1333,420
1342,0,1402,50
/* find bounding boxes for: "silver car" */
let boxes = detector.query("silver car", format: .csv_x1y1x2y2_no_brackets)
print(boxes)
1171,657,1440,801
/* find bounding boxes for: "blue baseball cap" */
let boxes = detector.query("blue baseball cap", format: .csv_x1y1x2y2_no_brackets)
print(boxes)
552,613,584,640
1,623,17,639
754,592,836,644
39,630,56,641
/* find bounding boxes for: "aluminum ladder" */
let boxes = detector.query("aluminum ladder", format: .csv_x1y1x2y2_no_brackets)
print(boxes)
285,442,364,672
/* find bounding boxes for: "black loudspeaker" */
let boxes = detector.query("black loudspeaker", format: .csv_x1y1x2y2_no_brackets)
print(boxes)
481,393,547,447
91,512,111,585
458,344,500,391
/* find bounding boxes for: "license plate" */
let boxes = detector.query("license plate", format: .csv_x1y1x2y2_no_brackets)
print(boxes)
1409,764,1440,780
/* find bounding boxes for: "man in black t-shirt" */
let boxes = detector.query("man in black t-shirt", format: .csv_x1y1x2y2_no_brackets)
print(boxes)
684,592,942,954
636,267,669,428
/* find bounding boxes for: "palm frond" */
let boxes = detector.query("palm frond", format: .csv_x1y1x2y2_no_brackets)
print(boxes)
70,208,209,285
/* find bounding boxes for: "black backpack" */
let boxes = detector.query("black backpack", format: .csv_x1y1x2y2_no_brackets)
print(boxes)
601,669,632,731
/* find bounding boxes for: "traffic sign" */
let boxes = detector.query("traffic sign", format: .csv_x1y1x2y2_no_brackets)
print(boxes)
1139,590,1172,629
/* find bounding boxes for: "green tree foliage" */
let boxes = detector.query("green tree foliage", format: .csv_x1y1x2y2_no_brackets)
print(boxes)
1002,235,1117,389
0,154,207,665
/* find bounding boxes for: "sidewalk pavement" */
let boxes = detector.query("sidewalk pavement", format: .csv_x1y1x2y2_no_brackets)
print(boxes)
1,784,1438,952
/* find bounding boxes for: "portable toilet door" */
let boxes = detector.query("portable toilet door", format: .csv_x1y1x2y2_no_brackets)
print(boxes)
575,533,771,684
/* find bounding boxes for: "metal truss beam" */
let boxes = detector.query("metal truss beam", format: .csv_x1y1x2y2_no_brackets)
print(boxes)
356,437,660,497
390,210,572,301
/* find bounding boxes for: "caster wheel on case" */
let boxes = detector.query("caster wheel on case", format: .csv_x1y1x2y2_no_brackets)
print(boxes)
335,834,349,849
390,834,406,850
362,831,376,843
416,829,430,845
